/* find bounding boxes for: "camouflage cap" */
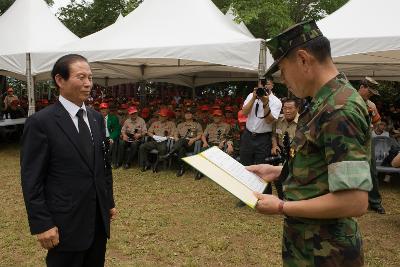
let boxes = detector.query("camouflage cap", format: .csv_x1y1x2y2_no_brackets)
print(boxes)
265,20,323,76
361,76,380,96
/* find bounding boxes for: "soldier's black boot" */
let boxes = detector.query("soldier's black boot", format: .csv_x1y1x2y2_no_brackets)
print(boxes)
176,165,185,177
195,171,204,180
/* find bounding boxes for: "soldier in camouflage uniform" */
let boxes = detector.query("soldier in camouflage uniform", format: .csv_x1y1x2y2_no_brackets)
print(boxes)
247,21,372,267
357,77,385,214
161,107,203,176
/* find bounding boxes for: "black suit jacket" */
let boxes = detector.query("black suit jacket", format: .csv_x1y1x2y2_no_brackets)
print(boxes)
20,101,115,251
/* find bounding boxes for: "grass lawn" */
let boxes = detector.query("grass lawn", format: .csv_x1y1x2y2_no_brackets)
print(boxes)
1,143,399,266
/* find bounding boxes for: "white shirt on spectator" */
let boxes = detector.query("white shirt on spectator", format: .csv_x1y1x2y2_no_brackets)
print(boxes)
243,92,282,133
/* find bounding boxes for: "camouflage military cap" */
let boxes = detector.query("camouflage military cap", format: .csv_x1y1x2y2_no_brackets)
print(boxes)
361,76,380,96
265,20,323,76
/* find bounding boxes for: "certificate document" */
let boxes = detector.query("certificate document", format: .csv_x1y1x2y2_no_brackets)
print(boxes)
183,146,267,208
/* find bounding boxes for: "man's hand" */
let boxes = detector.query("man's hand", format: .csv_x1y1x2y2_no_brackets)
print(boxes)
134,133,141,140
252,88,258,100
188,138,196,146
36,227,59,250
246,164,282,182
260,95,269,105
202,142,209,148
226,144,234,155
110,208,117,221
271,145,281,156
122,135,129,142
109,139,114,145
254,192,281,215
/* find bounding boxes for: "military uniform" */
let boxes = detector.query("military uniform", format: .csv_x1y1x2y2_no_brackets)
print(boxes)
265,114,299,200
139,119,176,169
265,21,372,267
173,121,203,157
282,74,372,266
118,116,147,168
203,122,231,147
272,114,299,148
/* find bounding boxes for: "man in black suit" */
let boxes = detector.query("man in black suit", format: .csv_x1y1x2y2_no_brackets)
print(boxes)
20,54,116,267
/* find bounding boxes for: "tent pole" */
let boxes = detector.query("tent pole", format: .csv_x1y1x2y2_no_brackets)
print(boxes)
26,53,36,116
258,40,266,81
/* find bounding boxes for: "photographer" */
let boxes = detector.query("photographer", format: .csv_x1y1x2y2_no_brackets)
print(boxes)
118,106,147,169
265,99,299,199
240,78,282,167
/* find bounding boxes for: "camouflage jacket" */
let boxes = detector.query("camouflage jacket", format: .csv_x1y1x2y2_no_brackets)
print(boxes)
284,73,373,202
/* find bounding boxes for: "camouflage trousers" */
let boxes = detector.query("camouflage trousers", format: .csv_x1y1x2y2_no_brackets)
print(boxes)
282,217,364,267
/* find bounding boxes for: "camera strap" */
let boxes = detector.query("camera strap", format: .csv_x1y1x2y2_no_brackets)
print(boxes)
255,101,271,119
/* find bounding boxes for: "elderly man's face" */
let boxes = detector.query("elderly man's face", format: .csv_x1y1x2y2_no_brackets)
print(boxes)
100,108,109,117
56,60,93,106
283,101,298,122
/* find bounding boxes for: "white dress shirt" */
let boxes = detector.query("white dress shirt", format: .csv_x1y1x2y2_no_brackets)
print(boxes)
243,92,282,133
104,115,110,138
59,95,92,135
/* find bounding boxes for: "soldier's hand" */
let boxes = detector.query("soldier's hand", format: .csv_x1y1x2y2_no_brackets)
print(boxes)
246,164,282,182
188,138,196,146
36,226,59,250
271,146,281,155
134,133,141,140
254,192,281,215
226,144,234,155
202,142,209,148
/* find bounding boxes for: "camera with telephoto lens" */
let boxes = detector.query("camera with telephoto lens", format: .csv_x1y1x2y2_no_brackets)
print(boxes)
265,153,285,165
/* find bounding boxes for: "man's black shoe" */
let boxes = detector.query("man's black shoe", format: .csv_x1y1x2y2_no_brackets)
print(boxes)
123,164,130,169
112,164,121,169
371,205,386,214
195,172,204,180
141,165,150,172
176,168,185,177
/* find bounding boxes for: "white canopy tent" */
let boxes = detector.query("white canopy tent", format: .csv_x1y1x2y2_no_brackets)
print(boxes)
32,0,264,88
0,0,79,114
225,7,254,38
317,0,400,80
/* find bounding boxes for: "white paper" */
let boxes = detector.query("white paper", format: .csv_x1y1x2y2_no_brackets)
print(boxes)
201,147,267,193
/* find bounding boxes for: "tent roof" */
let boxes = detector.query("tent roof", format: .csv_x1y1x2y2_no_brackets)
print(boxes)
225,7,254,38
33,0,261,85
0,0,79,75
317,0,400,80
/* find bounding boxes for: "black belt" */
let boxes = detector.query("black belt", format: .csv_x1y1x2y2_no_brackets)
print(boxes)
246,129,271,137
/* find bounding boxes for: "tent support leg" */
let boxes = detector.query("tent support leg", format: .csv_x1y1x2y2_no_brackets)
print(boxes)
26,53,36,116
258,40,267,81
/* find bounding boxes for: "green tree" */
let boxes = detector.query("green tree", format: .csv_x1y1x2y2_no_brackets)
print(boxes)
212,0,349,38
0,0,54,15
57,0,142,38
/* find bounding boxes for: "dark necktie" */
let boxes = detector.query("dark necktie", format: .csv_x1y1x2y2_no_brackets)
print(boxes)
76,109,94,167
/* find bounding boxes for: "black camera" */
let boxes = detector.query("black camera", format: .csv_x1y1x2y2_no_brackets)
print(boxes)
256,87,267,98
